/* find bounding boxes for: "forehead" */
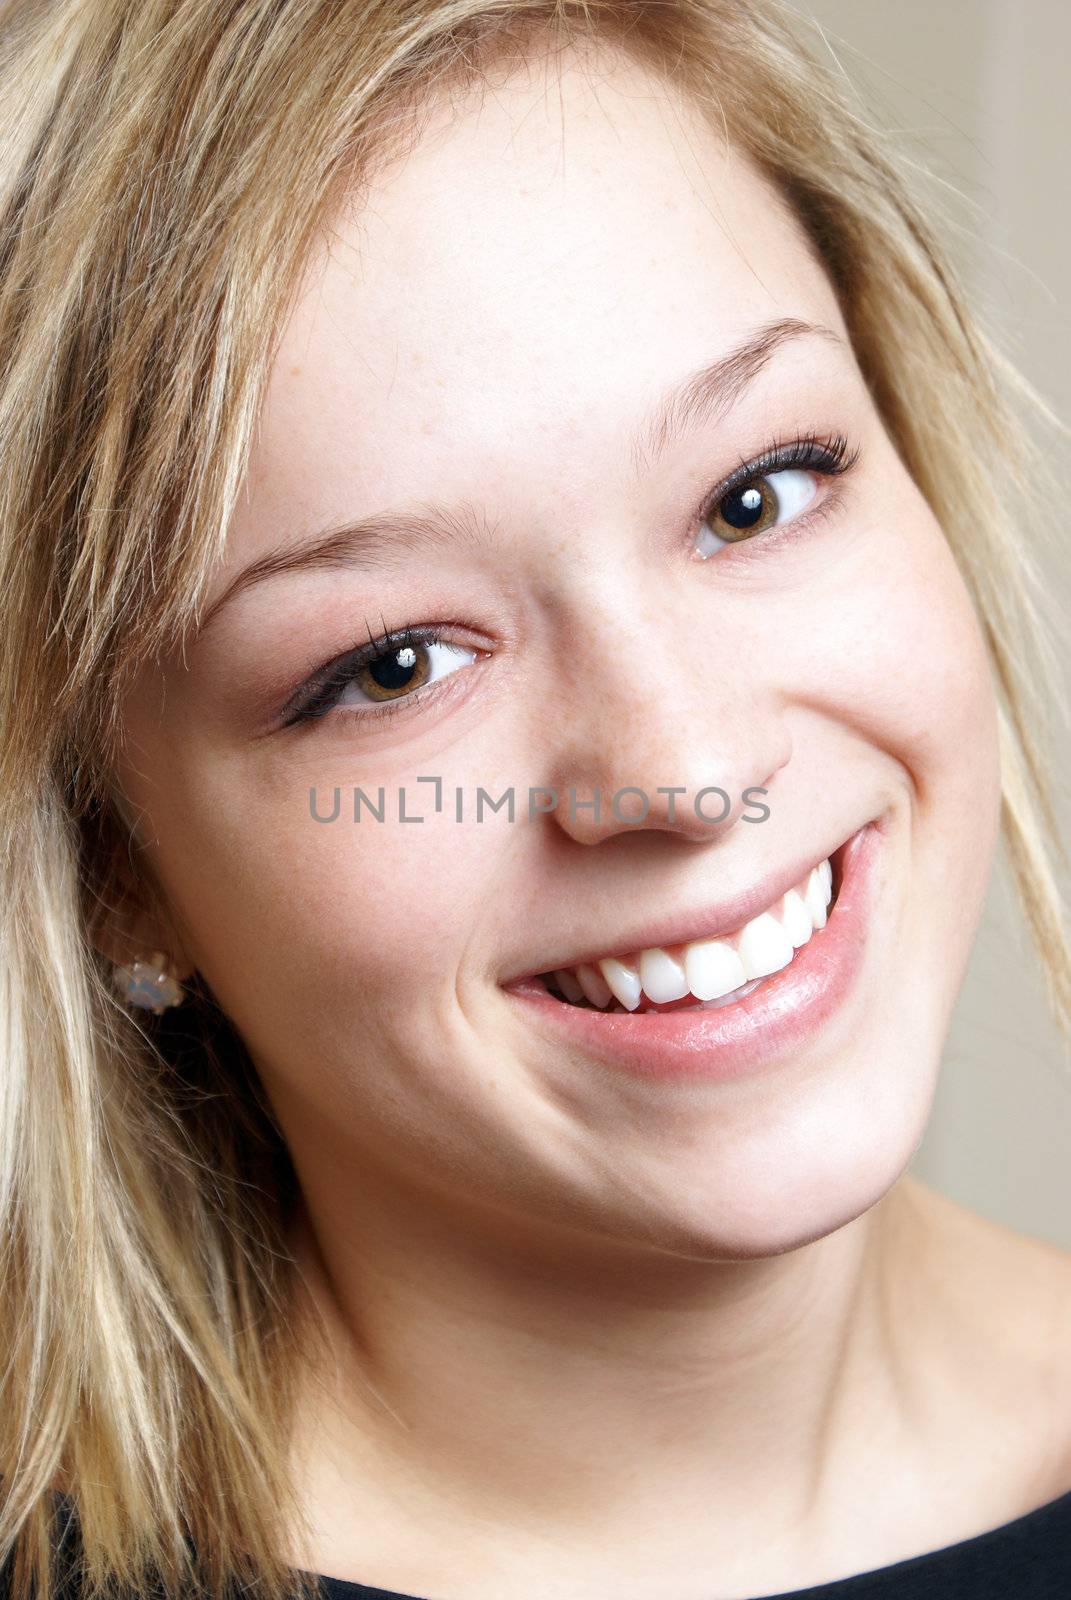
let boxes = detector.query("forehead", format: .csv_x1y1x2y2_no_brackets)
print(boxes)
233,43,846,568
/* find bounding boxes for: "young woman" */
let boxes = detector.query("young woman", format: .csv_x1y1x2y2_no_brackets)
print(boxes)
1,2,1069,1598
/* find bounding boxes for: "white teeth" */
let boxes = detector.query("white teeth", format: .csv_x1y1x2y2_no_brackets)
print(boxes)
547,854,837,1012
701,975,764,1009
780,888,813,949
736,911,795,980
598,956,642,1011
555,968,586,1004
575,963,613,1008
683,938,748,1002
637,947,689,1003
804,866,828,929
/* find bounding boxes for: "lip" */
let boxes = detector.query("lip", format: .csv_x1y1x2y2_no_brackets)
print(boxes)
501,833,856,986
502,819,882,1083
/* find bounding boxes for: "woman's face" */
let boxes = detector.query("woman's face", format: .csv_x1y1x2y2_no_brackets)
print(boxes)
117,44,1000,1259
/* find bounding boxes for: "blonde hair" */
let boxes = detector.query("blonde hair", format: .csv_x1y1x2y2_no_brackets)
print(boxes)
0,2,1067,1598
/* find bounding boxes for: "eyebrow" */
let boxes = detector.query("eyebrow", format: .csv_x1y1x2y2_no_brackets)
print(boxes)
195,316,843,637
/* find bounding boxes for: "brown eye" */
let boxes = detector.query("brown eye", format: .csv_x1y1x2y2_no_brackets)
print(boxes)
697,467,819,558
285,627,482,726
356,642,432,702
332,636,478,716
710,479,779,541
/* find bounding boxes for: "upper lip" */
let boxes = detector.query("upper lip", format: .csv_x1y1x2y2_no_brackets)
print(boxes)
501,824,863,986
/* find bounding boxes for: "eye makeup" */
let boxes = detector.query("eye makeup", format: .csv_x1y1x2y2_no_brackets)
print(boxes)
274,426,862,732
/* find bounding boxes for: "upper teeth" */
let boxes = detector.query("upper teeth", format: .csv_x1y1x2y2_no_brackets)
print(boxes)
551,860,833,1010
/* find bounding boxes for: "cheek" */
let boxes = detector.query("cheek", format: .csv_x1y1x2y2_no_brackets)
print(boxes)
130,753,505,1068
793,481,1001,999
793,482,1000,832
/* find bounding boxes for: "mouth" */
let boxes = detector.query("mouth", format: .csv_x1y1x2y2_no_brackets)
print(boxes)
519,847,843,1016
501,821,883,1083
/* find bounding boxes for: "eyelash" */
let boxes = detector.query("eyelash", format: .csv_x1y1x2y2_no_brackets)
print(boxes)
281,619,460,727
281,430,861,729
694,430,858,540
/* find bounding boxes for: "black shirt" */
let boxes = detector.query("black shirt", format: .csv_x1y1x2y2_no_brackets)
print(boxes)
307,1486,1071,1598
5,1487,1070,1598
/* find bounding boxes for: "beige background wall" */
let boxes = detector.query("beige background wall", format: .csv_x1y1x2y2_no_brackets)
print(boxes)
803,0,1071,1245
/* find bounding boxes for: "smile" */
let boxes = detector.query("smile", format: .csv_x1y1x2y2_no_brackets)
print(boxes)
503,820,883,1083
539,859,835,1015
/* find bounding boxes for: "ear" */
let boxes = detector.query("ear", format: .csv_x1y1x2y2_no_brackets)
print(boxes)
86,805,197,984
93,906,198,985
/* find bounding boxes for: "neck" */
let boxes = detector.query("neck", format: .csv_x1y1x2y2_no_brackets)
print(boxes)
279,1171,944,1590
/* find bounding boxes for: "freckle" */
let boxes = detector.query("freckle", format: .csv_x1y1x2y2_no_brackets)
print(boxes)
290,365,302,375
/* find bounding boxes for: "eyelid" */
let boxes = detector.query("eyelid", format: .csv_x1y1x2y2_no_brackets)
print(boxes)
277,432,859,728
290,662,462,731
695,431,859,528
281,621,486,727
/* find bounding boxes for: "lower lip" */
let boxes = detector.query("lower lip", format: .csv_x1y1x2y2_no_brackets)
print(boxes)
503,821,882,1083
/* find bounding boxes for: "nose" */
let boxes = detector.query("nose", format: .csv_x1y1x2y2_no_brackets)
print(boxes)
536,607,791,848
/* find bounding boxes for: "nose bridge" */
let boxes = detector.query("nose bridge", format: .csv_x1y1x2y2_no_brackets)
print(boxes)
538,598,791,845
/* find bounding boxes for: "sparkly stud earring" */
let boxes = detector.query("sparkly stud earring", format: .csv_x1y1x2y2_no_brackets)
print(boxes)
112,950,185,1014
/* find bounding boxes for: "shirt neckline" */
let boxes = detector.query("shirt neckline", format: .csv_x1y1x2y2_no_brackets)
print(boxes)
306,1483,1071,1599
